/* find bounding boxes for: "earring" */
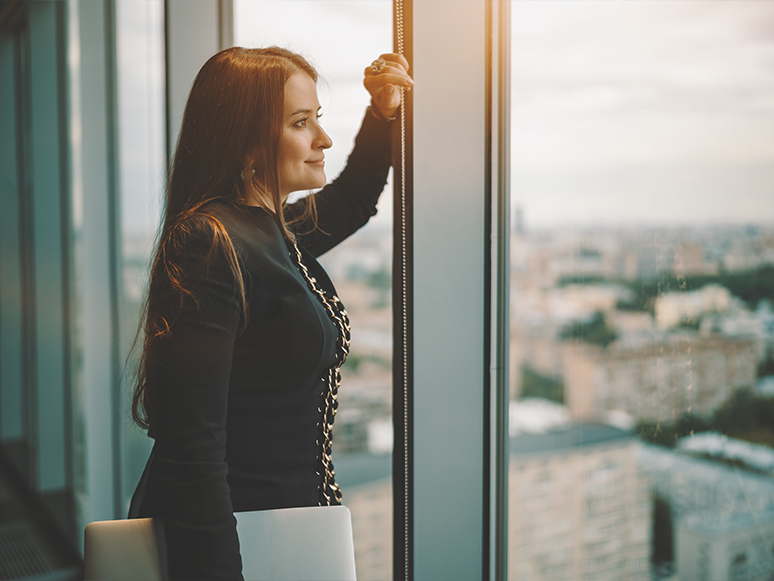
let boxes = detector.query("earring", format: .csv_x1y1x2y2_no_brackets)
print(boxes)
240,168,256,181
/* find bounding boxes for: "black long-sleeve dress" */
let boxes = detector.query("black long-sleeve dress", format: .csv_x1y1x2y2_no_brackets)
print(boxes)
128,110,391,580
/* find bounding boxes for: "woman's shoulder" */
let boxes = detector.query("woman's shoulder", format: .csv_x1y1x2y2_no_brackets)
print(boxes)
163,199,292,283
199,199,291,269
201,199,279,240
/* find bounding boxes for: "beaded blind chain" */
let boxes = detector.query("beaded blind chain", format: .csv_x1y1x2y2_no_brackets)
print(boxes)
289,240,352,505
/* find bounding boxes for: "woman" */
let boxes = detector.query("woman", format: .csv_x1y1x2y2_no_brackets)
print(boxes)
128,46,412,580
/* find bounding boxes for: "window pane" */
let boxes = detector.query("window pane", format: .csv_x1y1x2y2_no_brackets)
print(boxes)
115,0,165,512
234,3,393,579
509,3,774,581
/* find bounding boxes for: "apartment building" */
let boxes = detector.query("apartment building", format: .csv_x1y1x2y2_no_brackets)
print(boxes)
508,424,651,581
563,334,757,422
638,444,774,581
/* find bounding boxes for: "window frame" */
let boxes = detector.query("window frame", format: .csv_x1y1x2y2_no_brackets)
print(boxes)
391,2,511,579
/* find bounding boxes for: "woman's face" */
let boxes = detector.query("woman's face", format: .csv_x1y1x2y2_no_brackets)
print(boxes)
277,72,333,199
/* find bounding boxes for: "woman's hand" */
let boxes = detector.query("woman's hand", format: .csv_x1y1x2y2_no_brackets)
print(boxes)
363,53,413,120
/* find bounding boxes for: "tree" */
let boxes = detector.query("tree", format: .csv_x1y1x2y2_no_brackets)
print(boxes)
519,365,564,403
559,311,617,348
636,421,678,448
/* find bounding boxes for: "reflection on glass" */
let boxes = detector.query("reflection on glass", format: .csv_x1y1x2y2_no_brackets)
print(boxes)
115,0,165,511
234,3,393,579
509,3,774,581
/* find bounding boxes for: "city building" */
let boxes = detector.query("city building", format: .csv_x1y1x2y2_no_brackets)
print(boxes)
672,242,717,277
676,511,774,581
509,283,633,398
722,234,774,272
508,424,651,581
654,284,735,329
563,333,758,423
638,444,774,581
710,298,774,361
339,423,658,581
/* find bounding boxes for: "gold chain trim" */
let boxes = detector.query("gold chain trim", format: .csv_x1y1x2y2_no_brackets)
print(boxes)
289,240,351,505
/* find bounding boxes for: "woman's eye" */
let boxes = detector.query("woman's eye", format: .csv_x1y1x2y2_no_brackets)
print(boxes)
293,113,322,129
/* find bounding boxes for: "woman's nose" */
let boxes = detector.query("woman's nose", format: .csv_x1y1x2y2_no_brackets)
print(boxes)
316,127,332,150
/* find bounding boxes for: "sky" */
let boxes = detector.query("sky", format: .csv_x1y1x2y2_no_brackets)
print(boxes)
117,1,774,233
509,1,774,227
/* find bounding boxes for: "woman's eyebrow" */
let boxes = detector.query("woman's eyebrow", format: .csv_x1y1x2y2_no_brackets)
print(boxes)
288,106,322,117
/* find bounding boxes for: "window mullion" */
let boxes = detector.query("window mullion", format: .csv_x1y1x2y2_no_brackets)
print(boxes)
392,1,510,579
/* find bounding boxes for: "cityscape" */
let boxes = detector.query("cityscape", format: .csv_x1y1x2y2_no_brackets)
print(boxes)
3,1,773,579
320,218,774,581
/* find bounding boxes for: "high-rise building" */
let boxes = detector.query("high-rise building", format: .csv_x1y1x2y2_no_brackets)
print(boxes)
509,424,651,581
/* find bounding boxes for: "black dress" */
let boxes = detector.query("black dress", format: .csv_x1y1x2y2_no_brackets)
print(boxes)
129,110,391,580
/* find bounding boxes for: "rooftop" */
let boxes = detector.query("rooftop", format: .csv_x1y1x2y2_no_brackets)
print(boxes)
679,508,774,536
510,423,634,457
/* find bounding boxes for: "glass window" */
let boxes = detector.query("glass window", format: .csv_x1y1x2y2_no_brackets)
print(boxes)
114,0,165,512
509,2,774,580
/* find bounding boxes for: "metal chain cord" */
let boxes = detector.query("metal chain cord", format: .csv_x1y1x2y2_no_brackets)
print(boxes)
391,1,411,579
395,1,410,579
288,240,351,505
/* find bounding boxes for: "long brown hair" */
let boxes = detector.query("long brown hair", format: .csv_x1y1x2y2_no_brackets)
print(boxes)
132,47,319,430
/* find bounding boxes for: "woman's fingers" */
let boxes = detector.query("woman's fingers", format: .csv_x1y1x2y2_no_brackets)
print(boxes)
364,61,405,77
378,53,409,72
364,71,413,90
364,62,412,82
363,52,413,117
364,53,412,84
363,58,414,94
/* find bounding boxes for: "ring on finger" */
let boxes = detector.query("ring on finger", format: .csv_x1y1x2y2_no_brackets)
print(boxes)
370,58,386,74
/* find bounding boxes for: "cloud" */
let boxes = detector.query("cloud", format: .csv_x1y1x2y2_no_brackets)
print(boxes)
511,0,774,226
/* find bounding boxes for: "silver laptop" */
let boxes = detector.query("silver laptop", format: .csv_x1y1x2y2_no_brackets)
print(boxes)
83,505,357,581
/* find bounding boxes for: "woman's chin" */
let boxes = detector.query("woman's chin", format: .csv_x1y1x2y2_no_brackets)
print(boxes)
311,175,327,190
